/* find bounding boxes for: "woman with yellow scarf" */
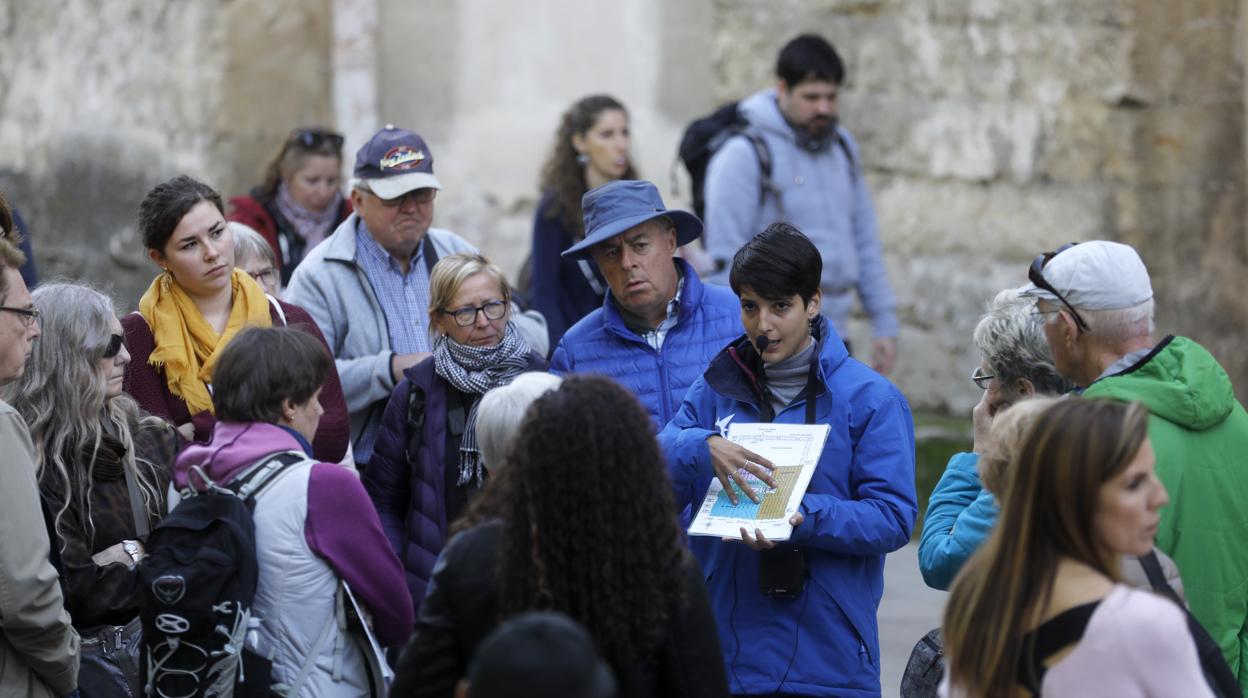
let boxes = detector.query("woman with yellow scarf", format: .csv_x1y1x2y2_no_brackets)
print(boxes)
122,175,351,463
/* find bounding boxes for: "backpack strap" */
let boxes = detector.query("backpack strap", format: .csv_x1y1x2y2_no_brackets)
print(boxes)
740,128,780,217
282,594,339,697
121,462,151,537
231,451,311,502
405,381,428,464
267,294,288,326
1139,549,1181,603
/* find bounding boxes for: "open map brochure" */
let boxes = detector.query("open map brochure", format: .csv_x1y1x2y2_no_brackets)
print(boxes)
688,422,830,541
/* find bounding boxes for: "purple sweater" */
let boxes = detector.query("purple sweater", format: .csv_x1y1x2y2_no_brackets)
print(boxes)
175,422,414,645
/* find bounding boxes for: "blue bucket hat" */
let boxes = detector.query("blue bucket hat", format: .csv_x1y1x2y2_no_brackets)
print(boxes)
562,180,702,259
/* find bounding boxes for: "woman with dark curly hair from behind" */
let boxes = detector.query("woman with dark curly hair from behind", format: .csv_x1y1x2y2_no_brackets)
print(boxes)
390,375,728,698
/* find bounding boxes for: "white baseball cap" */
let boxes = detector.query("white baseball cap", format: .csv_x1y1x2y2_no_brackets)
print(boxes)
1018,240,1153,310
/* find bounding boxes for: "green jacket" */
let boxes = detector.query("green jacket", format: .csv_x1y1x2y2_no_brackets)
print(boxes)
1083,336,1248,692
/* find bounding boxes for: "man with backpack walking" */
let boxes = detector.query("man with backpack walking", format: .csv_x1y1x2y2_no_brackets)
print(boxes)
701,34,900,374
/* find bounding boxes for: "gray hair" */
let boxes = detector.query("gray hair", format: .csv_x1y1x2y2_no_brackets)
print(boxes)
229,221,277,267
476,372,563,469
1082,299,1154,344
1,283,165,550
972,289,1070,398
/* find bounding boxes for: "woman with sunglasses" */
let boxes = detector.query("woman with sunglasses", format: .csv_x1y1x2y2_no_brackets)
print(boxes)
228,127,352,285
4,283,178,695
365,252,546,614
122,175,351,463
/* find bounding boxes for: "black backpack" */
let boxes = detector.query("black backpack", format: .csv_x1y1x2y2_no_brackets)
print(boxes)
675,101,776,222
139,451,306,698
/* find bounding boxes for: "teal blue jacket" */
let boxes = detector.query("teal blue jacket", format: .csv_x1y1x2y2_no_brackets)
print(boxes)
917,452,999,590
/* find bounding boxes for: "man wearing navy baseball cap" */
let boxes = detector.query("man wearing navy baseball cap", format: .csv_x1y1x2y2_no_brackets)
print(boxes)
1021,240,1248,684
549,179,741,429
287,125,547,465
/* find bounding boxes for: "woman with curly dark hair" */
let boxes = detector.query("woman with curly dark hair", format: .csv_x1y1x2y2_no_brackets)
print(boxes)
528,95,637,349
390,375,728,698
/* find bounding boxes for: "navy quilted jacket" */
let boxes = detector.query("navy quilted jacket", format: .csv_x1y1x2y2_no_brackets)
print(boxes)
550,259,743,429
363,351,547,611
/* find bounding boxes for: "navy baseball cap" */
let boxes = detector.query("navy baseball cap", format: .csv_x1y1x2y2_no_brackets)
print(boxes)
562,179,702,260
352,124,442,199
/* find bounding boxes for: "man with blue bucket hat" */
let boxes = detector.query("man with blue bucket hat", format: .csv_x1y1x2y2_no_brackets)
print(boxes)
550,180,741,429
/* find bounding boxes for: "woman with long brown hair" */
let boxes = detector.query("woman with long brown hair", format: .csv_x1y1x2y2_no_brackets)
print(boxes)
941,399,1212,697
228,127,352,285
528,95,637,348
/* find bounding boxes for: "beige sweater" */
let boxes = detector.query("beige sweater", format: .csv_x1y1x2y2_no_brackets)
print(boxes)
0,401,79,697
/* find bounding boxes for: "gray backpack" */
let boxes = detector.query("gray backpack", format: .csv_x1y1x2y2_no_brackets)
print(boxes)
900,628,943,697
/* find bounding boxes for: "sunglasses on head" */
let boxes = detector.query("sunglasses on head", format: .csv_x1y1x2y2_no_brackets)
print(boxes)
103,333,125,359
1028,243,1090,332
291,128,344,152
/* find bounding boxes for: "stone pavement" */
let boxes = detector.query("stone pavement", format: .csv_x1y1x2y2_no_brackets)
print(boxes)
879,542,948,696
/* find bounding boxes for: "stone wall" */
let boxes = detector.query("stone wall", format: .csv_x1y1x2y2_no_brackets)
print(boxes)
1,0,1243,412
710,0,1246,411
0,0,332,307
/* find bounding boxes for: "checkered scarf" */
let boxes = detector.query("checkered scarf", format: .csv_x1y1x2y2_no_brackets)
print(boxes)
432,323,532,488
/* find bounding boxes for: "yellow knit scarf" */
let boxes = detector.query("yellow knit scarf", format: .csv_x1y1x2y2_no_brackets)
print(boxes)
138,269,272,415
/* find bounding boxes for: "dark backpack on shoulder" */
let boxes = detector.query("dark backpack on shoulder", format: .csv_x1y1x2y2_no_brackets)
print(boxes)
139,451,307,698
675,101,776,223
900,627,944,697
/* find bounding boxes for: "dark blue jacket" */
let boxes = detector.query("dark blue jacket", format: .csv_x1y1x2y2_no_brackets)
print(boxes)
550,259,742,430
657,323,917,697
528,192,608,349
364,351,547,610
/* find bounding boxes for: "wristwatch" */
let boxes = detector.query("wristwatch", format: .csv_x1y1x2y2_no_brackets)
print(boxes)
122,540,142,564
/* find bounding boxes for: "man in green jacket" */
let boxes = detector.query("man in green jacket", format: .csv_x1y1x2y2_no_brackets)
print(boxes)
1022,240,1248,692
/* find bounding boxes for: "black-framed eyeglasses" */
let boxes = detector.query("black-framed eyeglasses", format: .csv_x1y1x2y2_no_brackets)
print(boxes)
971,366,995,390
291,128,345,152
360,186,437,208
0,305,40,328
439,300,506,327
103,333,125,359
1028,243,1090,332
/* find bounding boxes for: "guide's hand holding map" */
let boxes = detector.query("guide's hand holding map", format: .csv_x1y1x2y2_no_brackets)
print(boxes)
690,422,831,541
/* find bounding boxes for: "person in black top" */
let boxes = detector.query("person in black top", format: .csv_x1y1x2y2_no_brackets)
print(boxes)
392,375,729,698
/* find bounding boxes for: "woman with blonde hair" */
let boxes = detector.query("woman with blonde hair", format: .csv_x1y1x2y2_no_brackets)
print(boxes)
366,252,546,613
941,399,1213,697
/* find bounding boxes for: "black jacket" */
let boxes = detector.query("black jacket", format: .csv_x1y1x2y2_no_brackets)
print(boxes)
391,521,729,698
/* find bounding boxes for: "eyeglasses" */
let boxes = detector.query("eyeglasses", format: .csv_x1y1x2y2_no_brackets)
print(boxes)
971,366,995,390
361,186,437,208
439,300,506,327
103,333,125,359
0,305,40,328
1028,243,1090,332
291,128,344,152
248,267,277,286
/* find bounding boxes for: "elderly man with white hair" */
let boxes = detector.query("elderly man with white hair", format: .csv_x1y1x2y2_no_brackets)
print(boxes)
1021,240,1248,687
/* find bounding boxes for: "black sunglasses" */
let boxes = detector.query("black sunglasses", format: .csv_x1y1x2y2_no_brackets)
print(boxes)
1028,243,1090,332
103,333,125,359
292,128,344,152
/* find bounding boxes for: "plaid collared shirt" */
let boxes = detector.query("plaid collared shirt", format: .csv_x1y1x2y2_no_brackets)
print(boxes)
354,220,432,355
640,273,685,351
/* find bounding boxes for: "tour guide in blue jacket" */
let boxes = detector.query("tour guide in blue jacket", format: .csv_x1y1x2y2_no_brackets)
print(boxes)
658,223,916,697
550,179,741,429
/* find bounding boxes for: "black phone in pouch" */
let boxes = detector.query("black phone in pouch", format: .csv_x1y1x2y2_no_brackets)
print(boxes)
759,545,806,599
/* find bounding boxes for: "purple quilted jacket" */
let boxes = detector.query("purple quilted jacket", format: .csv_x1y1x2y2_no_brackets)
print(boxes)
363,351,546,610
